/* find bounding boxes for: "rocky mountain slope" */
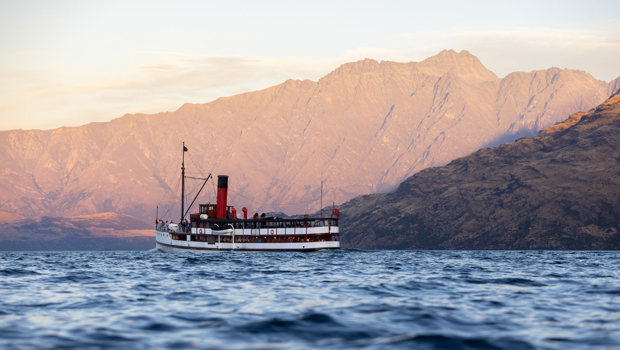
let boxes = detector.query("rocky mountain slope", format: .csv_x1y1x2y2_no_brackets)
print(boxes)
340,92,620,249
1,50,618,223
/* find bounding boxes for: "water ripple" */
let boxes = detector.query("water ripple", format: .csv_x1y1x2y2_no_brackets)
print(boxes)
0,250,619,349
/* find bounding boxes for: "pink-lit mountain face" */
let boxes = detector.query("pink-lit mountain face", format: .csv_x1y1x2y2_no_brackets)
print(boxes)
1,50,618,222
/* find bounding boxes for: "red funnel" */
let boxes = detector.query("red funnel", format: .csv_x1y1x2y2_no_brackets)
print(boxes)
216,175,228,219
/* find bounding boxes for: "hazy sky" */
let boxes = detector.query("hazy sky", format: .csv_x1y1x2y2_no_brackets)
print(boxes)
1,0,619,130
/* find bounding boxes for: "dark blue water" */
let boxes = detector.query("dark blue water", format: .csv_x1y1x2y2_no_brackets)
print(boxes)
1,250,619,349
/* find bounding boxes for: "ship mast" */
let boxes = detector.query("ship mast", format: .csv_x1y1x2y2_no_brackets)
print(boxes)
181,142,187,223
320,179,323,218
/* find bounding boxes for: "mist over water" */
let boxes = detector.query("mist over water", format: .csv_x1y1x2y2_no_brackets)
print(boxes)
1,250,619,349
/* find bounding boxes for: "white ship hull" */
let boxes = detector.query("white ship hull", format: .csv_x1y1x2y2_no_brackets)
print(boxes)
155,226,340,252
155,240,340,252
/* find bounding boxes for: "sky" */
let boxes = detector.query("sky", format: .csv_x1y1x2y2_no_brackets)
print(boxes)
1,0,619,130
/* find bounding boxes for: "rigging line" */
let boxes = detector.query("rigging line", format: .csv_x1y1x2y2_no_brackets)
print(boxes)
159,176,182,213
186,151,207,178
184,184,204,201
188,174,216,205
183,173,214,210
210,174,217,199
157,176,182,220
184,174,211,196
231,190,323,206
186,176,211,180
271,201,318,207
171,172,181,194
183,174,212,218
160,205,172,220
218,190,330,213
229,190,258,201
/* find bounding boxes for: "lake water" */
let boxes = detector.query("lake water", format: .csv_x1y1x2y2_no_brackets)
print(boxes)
1,250,619,349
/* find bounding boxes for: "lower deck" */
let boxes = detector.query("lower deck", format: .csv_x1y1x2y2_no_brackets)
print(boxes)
155,226,340,252
156,240,340,252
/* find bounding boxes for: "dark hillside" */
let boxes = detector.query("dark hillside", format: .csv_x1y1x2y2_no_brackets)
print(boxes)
340,92,620,249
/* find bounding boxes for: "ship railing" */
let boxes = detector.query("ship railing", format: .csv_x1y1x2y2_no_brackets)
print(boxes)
191,217,339,231
156,224,191,233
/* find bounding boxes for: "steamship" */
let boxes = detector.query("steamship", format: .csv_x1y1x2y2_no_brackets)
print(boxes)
155,144,340,252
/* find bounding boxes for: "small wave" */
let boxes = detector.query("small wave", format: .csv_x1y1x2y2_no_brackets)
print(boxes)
545,335,620,347
398,280,448,291
471,298,506,308
59,294,117,310
84,329,137,343
171,314,226,326
46,274,96,284
465,277,546,287
15,302,61,309
241,313,335,334
165,291,194,301
155,265,180,273
0,268,40,276
182,256,204,265
239,312,379,343
586,288,620,295
131,283,157,291
359,283,403,298
391,334,536,350
140,322,178,332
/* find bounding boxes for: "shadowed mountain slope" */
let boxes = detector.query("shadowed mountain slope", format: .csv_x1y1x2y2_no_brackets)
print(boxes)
339,92,620,249
0,212,152,251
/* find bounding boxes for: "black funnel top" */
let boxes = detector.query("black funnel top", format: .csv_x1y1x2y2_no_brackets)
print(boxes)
218,175,228,189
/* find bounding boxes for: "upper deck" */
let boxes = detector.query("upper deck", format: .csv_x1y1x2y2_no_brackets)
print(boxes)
157,215,339,234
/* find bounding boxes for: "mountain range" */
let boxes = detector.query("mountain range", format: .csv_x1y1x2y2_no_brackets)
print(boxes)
4,92,619,250
340,92,620,249
1,50,618,225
